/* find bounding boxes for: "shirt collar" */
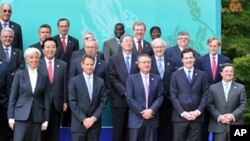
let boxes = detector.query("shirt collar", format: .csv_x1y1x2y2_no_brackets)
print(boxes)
59,34,68,39
44,57,55,64
83,72,93,78
28,67,38,74
222,80,232,86
183,67,194,73
123,51,132,58
209,53,218,58
155,55,164,61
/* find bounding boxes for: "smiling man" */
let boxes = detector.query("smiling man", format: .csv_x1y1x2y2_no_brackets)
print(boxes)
170,48,208,141
0,3,23,51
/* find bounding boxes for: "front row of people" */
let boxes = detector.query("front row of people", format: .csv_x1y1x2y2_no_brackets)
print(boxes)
6,37,247,141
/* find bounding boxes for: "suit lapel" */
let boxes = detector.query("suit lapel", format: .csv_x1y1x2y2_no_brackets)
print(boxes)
24,70,33,94
118,53,129,76
180,69,190,85
217,82,227,104
91,76,98,102
94,58,101,74
227,82,236,102
151,57,160,75
34,72,42,94
53,59,60,83
130,53,138,74
137,74,146,100
80,74,92,102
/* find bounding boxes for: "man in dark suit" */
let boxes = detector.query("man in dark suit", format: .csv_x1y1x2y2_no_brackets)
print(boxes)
207,63,247,141
0,59,9,141
150,38,176,141
54,18,79,64
165,31,200,69
0,27,24,141
170,48,208,141
126,54,163,141
108,34,139,141
70,32,104,62
69,38,107,82
29,24,51,57
103,23,125,62
195,37,231,141
38,38,68,141
69,54,107,141
132,21,153,56
0,3,23,51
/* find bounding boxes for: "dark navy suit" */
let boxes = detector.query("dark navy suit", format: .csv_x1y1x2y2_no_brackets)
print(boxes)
170,68,208,141
133,39,153,56
108,52,139,141
126,73,163,141
70,48,104,63
38,58,68,141
150,56,176,141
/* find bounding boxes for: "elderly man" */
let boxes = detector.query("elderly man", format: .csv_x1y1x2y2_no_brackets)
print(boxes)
0,3,23,50
150,38,176,141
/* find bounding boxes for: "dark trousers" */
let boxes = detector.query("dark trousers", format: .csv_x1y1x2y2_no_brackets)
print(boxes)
201,109,211,141
157,99,173,141
71,131,100,141
42,103,61,141
13,114,41,141
111,107,128,141
62,108,71,127
173,122,202,141
0,106,13,141
129,122,157,141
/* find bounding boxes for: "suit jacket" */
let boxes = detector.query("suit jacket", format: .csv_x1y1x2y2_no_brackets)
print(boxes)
133,39,153,56
196,54,230,86
108,52,139,107
29,42,44,58
126,73,163,128
103,37,120,61
69,74,107,133
70,49,104,63
150,56,176,98
0,45,24,90
165,45,200,68
0,21,23,51
54,35,79,64
38,58,68,113
207,81,247,133
170,68,208,122
7,69,50,123
0,60,9,108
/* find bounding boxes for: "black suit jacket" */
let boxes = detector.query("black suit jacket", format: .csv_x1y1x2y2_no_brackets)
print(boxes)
170,68,208,122
150,56,176,98
196,54,230,86
54,35,79,64
38,58,68,113
0,60,9,108
133,39,153,56
70,49,104,63
108,52,139,107
69,74,107,132
29,42,44,58
0,21,23,51
7,69,50,123
0,45,24,91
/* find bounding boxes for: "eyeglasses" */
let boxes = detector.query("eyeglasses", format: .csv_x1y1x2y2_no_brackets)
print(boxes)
2,9,12,13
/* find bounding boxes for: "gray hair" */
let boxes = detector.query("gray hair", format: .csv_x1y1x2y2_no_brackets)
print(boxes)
24,47,41,59
151,38,168,49
1,27,14,37
0,3,12,10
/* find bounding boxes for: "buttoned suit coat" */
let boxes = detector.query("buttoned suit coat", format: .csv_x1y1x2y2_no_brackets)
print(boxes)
69,74,107,133
170,68,208,122
207,81,247,133
126,73,163,128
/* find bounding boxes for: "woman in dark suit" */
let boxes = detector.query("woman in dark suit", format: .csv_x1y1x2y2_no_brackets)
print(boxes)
7,47,50,141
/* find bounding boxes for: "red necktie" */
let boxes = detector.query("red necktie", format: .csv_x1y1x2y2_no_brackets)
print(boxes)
61,36,67,52
48,60,53,83
211,56,217,80
137,40,143,54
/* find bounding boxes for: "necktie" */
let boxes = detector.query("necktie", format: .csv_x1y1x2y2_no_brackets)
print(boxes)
137,40,143,54
48,60,53,83
143,75,149,108
61,36,67,52
2,22,7,28
211,56,217,81
86,76,92,100
125,56,130,74
187,70,192,84
4,48,9,62
158,58,164,79
224,84,229,101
